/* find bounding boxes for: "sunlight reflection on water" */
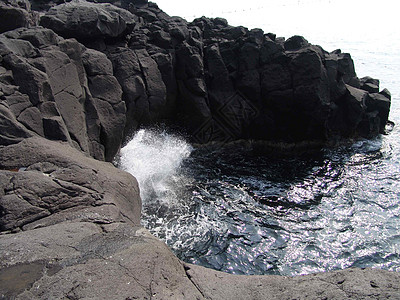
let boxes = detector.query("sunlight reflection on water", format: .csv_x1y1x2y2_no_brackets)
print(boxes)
119,130,400,275
118,0,400,276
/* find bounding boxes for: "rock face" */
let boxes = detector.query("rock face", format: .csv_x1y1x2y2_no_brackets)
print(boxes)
0,0,36,34
0,0,398,299
0,137,141,232
1,0,393,156
0,25,127,161
32,0,392,146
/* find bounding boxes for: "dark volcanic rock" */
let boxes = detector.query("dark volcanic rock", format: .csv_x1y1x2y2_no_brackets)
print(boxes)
1,0,390,146
33,0,393,144
87,73,126,161
0,101,33,145
40,0,137,40
107,47,149,132
0,136,141,231
152,14,390,144
0,2,31,33
284,35,310,51
0,223,204,300
360,76,380,93
0,26,127,160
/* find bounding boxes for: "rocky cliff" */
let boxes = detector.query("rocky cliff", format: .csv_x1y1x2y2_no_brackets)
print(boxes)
0,0,392,162
0,0,398,299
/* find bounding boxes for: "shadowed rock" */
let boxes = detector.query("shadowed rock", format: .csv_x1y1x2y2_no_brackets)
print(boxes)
0,3,31,33
0,26,126,160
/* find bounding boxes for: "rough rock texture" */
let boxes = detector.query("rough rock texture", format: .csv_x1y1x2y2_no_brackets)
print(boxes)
39,0,137,39
0,25,126,161
1,220,399,299
32,0,391,146
0,137,141,232
1,0,393,154
186,264,400,300
0,0,398,299
0,0,37,34
0,223,204,300
0,3,31,34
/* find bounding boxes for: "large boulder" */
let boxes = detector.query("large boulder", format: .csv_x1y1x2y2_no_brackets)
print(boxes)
0,136,141,232
0,223,204,299
0,101,34,145
40,0,137,40
87,73,126,161
107,47,148,133
82,46,126,161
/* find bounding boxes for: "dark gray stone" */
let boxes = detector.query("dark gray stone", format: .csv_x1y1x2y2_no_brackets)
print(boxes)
40,0,137,40
82,48,113,76
0,3,30,34
0,102,33,145
0,137,141,230
360,76,380,93
0,35,38,58
107,47,148,134
17,106,43,135
87,74,125,161
18,27,59,48
42,116,70,141
4,54,53,105
4,92,31,116
366,92,391,133
284,35,310,51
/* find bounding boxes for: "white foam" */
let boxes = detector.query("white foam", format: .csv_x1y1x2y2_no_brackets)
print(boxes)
118,129,192,204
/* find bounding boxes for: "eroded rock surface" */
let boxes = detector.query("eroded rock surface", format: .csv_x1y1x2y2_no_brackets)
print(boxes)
0,26,126,160
0,137,141,232
1,0,393,153
186,264,400,300
0,223,204,300
34,0,393,145
40,0,137,39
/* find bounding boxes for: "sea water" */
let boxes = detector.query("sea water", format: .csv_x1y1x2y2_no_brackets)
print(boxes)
119,0,400,276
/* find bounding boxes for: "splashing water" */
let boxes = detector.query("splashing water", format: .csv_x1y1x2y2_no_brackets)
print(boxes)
118,129,400,276
118,129,229,260
118,129,192,204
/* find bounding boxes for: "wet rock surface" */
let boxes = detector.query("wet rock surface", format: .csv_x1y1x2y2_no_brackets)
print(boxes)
0,0,398,298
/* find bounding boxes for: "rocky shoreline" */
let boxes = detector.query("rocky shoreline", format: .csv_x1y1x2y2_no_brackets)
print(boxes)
0,0,398,298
